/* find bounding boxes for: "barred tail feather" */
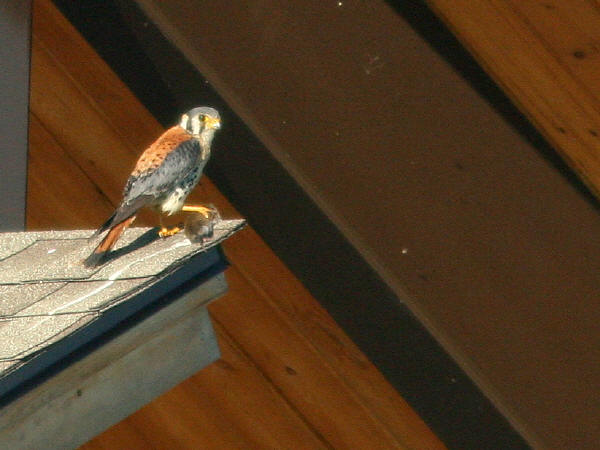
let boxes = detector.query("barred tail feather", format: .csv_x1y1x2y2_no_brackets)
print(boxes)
84,215,136,267
90,211,118,239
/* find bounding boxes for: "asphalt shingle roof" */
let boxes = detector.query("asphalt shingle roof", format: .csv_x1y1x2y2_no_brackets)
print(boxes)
0,219,244,399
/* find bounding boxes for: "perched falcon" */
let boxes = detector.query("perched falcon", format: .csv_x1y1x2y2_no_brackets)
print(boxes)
84,106,221,267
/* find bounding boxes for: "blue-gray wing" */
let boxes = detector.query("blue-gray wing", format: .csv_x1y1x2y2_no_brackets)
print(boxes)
95,138,201,236
123,138,201,204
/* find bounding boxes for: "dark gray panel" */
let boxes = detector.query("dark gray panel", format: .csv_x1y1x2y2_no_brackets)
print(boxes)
0,2,31,231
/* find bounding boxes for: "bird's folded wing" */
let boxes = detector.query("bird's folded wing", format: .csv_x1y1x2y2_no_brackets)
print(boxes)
123,137,201,206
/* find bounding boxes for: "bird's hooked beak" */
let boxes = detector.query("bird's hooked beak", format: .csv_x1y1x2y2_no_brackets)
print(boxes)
205,116,221,130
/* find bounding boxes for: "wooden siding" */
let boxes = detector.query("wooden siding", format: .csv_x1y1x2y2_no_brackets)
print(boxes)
27,1,443,448
427,0,600,199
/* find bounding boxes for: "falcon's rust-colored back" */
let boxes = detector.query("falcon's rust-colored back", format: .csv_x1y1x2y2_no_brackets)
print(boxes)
132,126,190,176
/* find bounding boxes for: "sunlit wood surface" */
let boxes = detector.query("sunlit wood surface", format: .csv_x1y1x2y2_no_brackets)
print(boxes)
427,0,600,198
27,1,444,448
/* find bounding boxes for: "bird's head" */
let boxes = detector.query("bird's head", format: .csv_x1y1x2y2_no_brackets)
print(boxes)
179,107,221,138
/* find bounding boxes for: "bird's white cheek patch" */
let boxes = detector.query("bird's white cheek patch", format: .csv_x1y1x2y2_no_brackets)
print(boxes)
191,115,201,135
161,188,186,215
179,114,189,130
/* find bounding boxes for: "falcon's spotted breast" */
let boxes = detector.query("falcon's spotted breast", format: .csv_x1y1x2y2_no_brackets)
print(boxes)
84,106,221,267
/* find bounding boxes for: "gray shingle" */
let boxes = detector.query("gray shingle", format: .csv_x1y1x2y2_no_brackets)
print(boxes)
0,232,37,261
0,239,95,283
0,313,93,360
11,278,152,316
0,283,65,316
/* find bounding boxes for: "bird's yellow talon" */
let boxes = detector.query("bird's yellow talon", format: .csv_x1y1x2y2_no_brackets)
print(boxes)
182,204,215,218
159,226,182,238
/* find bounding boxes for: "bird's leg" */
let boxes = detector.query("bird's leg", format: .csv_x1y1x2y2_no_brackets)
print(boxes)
181,204,215,218
159,205,217,238
158,215,183,238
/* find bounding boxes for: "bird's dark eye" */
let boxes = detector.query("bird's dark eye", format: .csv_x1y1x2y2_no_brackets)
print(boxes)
199,114,206,121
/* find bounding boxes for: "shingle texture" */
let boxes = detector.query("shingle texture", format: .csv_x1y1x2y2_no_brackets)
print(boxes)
0,219,244,395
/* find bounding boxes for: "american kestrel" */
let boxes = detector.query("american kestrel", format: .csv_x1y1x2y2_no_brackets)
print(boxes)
84,106,221,267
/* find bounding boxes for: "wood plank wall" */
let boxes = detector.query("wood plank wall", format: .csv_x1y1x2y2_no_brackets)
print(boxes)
27,1,443,448
427,0,600,199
